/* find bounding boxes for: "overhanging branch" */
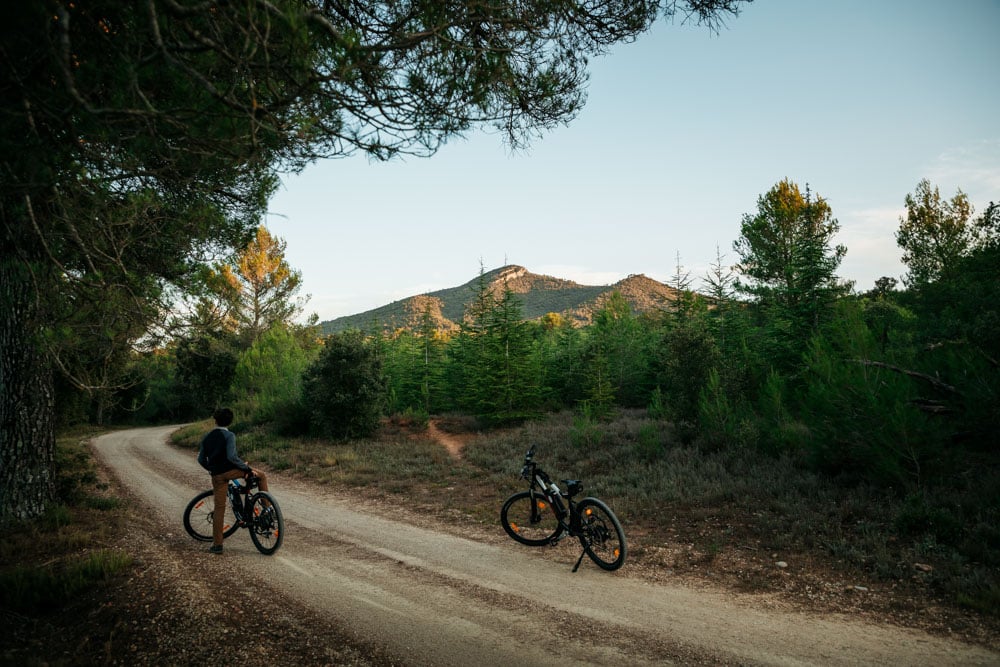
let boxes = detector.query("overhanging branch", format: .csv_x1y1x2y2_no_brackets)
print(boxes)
851,359,960,396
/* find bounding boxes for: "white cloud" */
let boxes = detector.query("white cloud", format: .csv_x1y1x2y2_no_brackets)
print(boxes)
845,207,905,233
926,140,1000,197
836,207,907,289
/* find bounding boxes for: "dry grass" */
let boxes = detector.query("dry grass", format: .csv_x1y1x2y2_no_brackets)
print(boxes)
1,427,132,619
172,410,1000,622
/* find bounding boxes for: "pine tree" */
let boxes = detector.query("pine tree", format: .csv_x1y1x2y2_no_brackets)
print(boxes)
203,226,308,347
733,179,848,363
451,269,541,423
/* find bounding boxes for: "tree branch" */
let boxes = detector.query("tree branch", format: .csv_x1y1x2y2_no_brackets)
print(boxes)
851,359,960,396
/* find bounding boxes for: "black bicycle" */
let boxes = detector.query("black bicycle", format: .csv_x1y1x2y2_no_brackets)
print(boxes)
501,445,626,572
183,473,284,555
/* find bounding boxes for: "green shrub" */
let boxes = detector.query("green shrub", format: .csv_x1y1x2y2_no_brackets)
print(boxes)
634,422,665,461
647,386,667,420
895,492,963,544
302,330,387,439
83,495,123,511
697,369,759,451
570,409,603,449
39,504,73,530
955,569,1000,615
390,407,430,429
0,550,132,614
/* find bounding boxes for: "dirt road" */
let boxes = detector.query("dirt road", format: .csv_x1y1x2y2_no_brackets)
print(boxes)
91,426,998,666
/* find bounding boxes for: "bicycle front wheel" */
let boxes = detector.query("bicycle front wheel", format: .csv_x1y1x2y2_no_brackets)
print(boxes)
501,490,561,546
577,497,626,571
183,490,239,542
248,492,284,555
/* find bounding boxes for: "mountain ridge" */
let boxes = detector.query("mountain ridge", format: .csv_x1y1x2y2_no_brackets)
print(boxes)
319,265,683,334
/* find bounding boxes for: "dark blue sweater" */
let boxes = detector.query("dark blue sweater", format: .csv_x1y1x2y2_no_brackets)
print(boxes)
197,427,251,475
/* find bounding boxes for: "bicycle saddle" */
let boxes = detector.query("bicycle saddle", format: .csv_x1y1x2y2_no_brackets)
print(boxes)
562,480,583,496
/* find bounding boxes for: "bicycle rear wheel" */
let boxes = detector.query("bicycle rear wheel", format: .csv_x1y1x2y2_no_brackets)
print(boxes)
248,492,284,555
501,490,561,546
183,490,239,542
576,497,626,571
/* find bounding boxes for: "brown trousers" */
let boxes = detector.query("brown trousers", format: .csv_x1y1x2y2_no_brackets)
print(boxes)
210,469,269,546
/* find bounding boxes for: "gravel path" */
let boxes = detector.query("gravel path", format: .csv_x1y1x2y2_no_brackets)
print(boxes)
91,426,1000,666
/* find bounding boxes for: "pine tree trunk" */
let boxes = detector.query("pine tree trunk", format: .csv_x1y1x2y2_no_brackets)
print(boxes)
0,254,56,525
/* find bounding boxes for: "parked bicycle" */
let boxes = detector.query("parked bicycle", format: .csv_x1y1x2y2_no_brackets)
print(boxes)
501,445,626,572
183,473,284,555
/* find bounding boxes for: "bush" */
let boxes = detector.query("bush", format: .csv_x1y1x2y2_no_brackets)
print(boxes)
895,492,964,544
697,368,759,451
302,330,386,439
0,550,132,614
570,409,603,449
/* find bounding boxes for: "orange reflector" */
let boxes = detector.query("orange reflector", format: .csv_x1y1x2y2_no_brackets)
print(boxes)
614,549,620,558
223,524,231,530
511,523,520,533
538,501,547,510
585,508,593,516
195,501,205,509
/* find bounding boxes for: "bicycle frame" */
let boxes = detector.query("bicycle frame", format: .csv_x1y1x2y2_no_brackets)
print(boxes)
525,464,576,538
502,445,626,572
521,453,601,571
184,472,284,555
227,475,259,526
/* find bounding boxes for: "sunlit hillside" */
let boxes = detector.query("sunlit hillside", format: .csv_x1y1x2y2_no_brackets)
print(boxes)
319,265,684,334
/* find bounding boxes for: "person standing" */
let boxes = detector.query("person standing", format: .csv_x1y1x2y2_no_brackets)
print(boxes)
197,407,269,554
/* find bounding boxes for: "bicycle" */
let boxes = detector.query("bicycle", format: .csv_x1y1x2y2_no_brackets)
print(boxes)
183,473,284,555
500,445,626,572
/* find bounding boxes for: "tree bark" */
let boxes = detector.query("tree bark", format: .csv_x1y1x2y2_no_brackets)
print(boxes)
0,254,56,525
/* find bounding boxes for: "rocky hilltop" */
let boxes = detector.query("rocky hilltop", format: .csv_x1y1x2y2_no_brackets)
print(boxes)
319,265,683,334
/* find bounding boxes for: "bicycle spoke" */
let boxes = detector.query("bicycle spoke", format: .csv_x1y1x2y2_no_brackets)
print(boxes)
183,489,238,542
501,491,561,546
577,498,626,571
248,493,284,555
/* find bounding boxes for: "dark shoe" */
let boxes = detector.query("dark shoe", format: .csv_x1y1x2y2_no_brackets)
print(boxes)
209,544,223,554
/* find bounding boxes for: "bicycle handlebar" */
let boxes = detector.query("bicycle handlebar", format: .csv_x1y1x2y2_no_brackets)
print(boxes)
519,446,536,479
239,472,261,490
520,446,558,491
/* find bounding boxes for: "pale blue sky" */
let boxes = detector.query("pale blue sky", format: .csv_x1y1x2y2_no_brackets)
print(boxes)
268,0,1000,322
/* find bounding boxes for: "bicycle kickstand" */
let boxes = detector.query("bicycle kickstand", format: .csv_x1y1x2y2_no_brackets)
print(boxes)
572,548,587,573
